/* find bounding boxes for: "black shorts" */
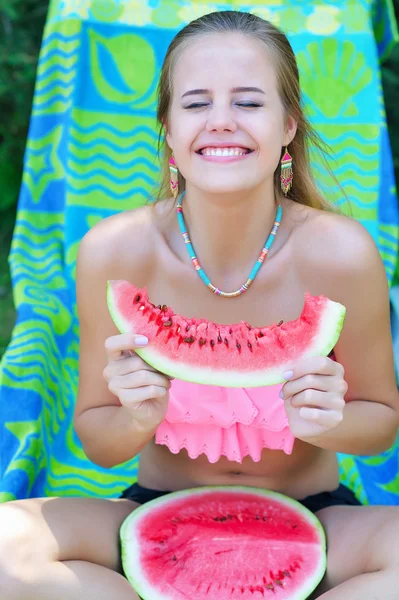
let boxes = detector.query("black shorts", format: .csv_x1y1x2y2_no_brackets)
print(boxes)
121,482,361,513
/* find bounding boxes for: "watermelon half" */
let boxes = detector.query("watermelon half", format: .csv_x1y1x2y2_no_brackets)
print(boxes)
120,486,327,600
107,280,346,387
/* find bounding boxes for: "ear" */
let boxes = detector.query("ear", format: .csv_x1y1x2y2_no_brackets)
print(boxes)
283,114,297,146
166,131,173,151
162,118,173,151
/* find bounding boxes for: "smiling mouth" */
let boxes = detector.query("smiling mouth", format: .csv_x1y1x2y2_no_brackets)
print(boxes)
197,146,254,157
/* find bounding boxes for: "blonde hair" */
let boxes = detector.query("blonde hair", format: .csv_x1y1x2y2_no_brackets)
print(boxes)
155,10,342,212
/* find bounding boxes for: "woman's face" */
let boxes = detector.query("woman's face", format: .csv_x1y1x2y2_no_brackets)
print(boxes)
166,32,297,196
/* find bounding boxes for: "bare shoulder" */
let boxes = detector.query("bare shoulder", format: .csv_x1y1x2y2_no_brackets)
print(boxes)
77,203,161,287
289,206,398,411
290,206,387,299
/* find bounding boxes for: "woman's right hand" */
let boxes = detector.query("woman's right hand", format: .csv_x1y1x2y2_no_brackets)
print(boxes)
103,333,172,431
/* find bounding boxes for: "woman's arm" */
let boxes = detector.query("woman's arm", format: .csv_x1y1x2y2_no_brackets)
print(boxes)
296,398,396,455
73,208,158,468
287,213,399,455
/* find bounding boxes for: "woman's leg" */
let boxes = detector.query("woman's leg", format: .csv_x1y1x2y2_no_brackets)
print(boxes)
313,505,399,599
0,496,140,600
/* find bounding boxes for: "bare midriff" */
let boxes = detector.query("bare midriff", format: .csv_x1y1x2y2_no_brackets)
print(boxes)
138,440,340,500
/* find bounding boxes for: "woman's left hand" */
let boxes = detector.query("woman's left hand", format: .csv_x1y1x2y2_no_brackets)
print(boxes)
281,356,348,441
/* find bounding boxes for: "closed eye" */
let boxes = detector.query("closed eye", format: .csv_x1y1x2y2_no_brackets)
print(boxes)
183,103,209,109
236,102,263,108
183,102,263,109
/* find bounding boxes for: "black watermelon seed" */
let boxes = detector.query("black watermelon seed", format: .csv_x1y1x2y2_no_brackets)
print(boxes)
278,320,284,326
157,304,161,309
236,342,241,351
161,305,168,312
134,294,141,303
210,340,215,348
229,328,233,334
163,319,172,327
247,341,253,351
258,331,264,338
255,515,260,520
224,338,229,346
217,335,222,343
186,325,191,332
172,555,177,561
262,516,268,521
199,338,206,346
183,336,195,344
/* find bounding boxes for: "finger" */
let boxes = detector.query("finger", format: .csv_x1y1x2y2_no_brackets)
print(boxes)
105,333,148,362
103,354,156,380
109,370,171,392
298,407,344,428
282,356,343,382
118,385,169,407
282,374,347,399
289,390,346,411
282,374,331,399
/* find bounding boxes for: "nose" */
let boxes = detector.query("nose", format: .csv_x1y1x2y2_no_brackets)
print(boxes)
205,104,237,133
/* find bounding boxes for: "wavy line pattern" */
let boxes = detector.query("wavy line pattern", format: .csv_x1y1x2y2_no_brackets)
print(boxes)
68,109,159,209
1,0,398,505
71,121,159,138
32,21,81,116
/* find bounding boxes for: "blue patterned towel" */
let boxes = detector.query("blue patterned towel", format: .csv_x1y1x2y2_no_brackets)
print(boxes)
0,0,398,504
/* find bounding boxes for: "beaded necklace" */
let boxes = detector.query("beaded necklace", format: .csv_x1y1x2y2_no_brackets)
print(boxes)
176,191,283,298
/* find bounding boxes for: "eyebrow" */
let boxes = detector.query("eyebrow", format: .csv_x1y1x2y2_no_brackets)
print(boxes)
181,86,265,98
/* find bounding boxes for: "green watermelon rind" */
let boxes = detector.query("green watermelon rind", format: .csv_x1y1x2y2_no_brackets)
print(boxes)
120,485,327,600
107,281,346,387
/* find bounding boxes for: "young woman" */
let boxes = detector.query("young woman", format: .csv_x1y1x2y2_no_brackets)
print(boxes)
1,11,399,600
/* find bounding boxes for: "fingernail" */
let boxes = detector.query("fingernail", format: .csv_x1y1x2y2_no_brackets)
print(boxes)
135,335,148,347
283,370,294,380
279,389,284,399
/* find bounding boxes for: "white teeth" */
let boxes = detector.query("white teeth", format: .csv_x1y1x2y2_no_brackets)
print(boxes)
201,147,247,156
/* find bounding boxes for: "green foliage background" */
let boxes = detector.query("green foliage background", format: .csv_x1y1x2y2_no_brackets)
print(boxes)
0,0,49,356
0,1,398,357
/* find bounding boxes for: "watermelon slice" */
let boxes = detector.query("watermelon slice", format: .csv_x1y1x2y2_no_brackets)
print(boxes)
107,280,345,387
120,486,327,600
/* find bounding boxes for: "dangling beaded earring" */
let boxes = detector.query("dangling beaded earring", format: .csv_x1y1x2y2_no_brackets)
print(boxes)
280,147,293,196
169,153,179,198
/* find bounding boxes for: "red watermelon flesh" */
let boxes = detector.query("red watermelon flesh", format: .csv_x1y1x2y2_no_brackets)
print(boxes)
120,487,326,600
107,280,346,387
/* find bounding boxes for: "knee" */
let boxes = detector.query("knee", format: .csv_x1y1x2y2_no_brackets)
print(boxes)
373,511,399,572
0,501,47,598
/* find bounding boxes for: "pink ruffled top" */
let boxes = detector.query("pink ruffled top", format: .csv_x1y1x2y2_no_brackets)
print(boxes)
155,379,294,464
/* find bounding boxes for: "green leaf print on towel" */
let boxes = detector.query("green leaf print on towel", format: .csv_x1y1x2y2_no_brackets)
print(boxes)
88,30,157,107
